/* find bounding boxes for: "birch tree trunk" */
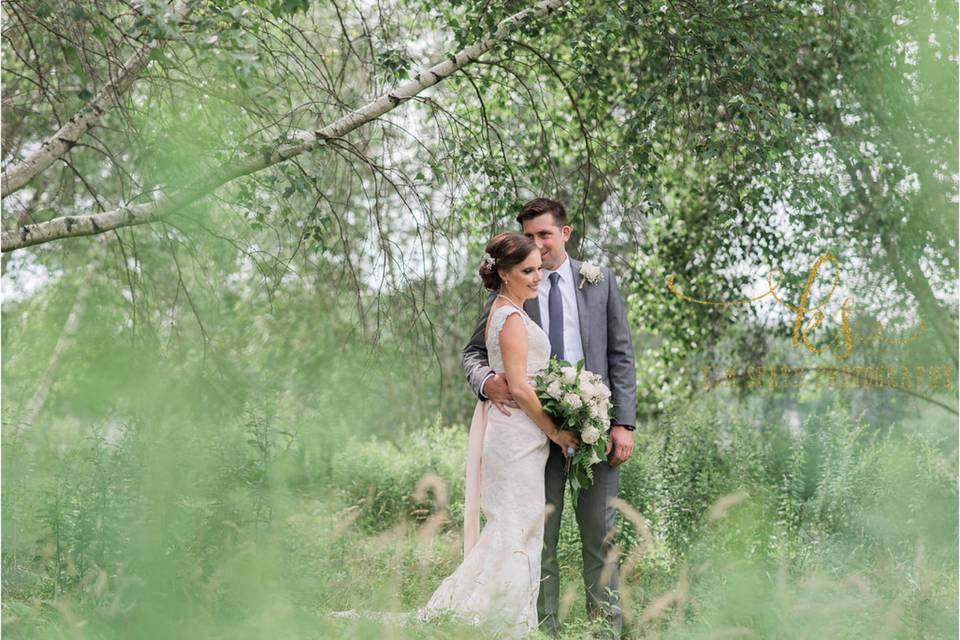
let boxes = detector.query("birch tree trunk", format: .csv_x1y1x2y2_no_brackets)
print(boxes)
22,240,105,425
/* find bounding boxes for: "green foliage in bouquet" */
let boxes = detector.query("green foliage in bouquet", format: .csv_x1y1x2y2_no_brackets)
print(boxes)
533,358,614,501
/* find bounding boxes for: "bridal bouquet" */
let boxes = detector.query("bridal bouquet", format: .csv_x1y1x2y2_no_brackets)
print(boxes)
533,358,613,499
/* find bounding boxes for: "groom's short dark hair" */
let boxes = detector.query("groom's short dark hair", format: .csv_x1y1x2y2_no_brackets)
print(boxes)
516,198,567,227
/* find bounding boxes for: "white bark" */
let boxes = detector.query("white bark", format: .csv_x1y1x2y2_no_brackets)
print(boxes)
22,239,105,425
1,0,569,253
0,0,192,199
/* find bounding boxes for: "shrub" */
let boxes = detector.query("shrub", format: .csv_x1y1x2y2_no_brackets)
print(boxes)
328,418,468,533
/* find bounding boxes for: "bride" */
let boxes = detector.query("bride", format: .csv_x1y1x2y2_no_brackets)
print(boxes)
417,233,580,636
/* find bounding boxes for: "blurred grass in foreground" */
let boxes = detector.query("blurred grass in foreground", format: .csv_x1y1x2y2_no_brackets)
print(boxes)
2,384,955,639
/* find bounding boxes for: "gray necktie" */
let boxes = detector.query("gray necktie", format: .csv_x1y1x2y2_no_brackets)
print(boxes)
548,272,564,360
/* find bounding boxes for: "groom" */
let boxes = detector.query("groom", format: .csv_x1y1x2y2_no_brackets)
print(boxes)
462,198,637,638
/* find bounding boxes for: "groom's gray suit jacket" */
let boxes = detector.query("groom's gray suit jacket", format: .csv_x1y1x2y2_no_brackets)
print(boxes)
462,257,637,428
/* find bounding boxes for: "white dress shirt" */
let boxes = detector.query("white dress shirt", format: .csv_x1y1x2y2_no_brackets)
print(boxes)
538,255,584,366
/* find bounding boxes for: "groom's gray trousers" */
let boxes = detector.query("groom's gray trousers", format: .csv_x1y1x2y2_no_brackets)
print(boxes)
538,441,621,638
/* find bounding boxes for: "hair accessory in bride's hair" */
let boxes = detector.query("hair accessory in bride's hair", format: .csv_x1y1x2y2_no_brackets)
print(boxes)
481,252,496,270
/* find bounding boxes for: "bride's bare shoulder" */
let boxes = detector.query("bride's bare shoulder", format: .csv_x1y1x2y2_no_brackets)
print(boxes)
484,301,523,341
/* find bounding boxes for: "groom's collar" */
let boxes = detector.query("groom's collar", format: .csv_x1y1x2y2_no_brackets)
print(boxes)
542,254,575,282
565,256,583,284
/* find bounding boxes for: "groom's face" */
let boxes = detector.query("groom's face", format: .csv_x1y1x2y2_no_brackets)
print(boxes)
521,213,571,272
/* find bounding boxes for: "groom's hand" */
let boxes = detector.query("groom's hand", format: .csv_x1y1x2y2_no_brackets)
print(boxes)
484,374,518,416
605,426,634,467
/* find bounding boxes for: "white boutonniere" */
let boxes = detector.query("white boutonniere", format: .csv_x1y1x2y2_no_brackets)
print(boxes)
578,262,604,289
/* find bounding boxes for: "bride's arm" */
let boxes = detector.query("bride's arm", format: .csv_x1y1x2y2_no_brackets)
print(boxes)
499,314,579,453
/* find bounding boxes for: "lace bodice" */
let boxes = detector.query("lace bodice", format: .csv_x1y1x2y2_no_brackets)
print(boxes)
486,303,551,378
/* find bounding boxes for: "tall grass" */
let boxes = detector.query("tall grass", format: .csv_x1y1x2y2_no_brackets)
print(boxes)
3,387,955,639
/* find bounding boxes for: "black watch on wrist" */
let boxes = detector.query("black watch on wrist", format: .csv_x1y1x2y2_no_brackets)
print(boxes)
615,424,636,432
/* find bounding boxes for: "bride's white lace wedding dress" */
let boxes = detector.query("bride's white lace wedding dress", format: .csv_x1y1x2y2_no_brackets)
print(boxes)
418,302,552,637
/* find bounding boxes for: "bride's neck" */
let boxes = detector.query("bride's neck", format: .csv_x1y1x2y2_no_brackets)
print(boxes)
497,292,524,309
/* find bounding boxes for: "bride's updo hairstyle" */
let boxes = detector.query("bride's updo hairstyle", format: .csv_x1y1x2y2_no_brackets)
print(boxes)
478,233,537,291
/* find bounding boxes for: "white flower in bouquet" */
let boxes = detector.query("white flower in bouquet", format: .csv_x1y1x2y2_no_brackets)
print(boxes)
547,380,563,400
589,401,609,423
563,392,582,409
589,395,609,412
589,450,602,464
595,384,611,402
579,378,597,402
587,371,607,390
581,424,600,444
582,373,610,404
561,366,578,384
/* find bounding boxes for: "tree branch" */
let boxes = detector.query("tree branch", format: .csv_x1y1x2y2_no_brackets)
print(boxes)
0,0,192,199
1,0,569,252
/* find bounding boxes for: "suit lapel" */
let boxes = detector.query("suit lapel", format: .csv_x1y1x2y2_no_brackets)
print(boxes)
569,258,591,355
525,297,542,328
